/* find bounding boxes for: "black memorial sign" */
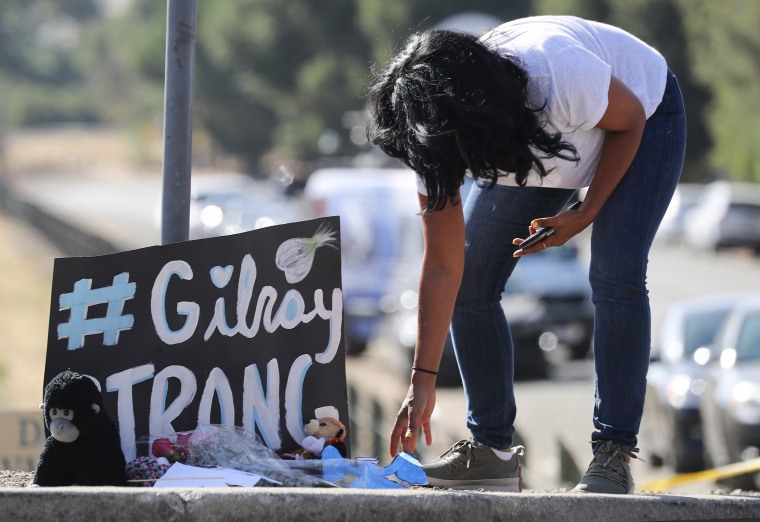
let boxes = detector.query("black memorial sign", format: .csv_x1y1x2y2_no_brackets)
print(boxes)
44,217,347,461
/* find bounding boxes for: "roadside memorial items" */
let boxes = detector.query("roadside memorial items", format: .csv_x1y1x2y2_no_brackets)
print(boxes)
44,218,348,462
127,424,427,489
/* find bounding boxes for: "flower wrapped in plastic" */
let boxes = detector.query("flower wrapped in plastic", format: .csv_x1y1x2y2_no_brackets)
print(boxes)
151,433,192,463
181,424,334,487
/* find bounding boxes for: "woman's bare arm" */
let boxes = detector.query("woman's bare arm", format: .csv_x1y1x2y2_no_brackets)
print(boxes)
389,191,465,456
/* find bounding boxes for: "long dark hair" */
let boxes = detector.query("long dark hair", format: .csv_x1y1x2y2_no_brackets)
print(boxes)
366,29,579,212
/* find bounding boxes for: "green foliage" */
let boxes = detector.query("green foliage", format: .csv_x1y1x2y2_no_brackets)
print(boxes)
1,0,759,182
535,0,613,20
535,0,711,181
677,0,760,182
119,0,535,171
0,0,102,128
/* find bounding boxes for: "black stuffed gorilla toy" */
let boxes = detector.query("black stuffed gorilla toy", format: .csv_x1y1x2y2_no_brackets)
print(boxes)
32,371,127,486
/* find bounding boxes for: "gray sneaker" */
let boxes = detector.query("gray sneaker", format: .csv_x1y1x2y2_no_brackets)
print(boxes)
423,439,524,492
573,441,639,494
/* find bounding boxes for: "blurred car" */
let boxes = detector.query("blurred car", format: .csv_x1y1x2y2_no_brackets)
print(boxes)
303,167,420,356
154,172,304,239
189,174,304,239
656,183,704,244
683,181,760,253
641,294,744,472
379,232,593,384
501,241,594,366
219,197,305,236
701,294,760,490
188,177,253,239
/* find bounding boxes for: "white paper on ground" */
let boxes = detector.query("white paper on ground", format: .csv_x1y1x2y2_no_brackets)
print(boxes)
152,462,282,488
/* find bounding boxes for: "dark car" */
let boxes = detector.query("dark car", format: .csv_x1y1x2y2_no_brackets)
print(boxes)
641,294,745,472
500,241,594,371
701,295,760,489
379,235,594,384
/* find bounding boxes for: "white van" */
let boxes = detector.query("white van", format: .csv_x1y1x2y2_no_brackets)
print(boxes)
303,168,421,355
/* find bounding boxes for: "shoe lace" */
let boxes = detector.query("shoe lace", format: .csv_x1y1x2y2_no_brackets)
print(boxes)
601,443,640,465
586,441,641,487
441,439,478,470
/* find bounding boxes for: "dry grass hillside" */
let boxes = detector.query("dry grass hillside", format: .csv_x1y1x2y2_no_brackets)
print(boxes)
0,214,58,407
0,125,240,407
0,125,166,407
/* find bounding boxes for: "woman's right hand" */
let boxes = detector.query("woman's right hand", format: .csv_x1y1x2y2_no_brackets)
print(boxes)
389,371,437,457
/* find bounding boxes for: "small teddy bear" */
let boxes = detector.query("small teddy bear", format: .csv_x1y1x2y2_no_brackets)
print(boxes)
298,406,347,459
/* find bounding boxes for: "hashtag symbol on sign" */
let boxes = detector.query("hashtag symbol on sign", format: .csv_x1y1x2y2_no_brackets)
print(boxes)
57,272,136,350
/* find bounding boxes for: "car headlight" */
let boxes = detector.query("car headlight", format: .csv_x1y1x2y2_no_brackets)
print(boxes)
200,205,224,230
666,374,691,409
693,347,712,366
729,381,760,423
665,374,706,409
720,348,737,369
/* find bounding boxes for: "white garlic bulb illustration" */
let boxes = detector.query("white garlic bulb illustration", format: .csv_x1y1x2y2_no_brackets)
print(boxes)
275,222,337,283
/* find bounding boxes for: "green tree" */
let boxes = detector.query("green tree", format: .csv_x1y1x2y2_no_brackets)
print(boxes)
536,0,613,21
7,1,759,184
123,1,533,174
677,0,760,182
0,0,102,127
535,0,712,181
359,1,532,64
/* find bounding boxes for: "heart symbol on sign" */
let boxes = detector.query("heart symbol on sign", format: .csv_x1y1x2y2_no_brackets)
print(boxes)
210,265,234,288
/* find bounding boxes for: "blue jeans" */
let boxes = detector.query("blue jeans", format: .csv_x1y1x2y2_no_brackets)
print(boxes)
451,70,686,450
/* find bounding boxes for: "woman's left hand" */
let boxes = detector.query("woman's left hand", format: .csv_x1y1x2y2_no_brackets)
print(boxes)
512,204,592,256
514,75,647,257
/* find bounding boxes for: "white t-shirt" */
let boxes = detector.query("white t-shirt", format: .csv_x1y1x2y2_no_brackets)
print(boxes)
416,16,668,194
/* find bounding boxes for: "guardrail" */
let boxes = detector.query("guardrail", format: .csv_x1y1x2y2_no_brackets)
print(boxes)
0,181,120,258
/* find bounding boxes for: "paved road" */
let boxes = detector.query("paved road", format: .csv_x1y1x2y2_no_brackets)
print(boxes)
11,172,760,492
10,171,163,250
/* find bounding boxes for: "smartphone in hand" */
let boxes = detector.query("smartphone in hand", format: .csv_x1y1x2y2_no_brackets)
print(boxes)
518,201,582,250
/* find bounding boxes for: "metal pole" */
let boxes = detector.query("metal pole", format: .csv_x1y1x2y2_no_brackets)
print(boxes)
160,0,197,245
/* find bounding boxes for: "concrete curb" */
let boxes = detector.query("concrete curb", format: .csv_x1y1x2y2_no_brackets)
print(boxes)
2,487,759,522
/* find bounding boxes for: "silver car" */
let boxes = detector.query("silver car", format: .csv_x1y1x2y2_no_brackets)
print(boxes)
642,293,747,472
701,294,760,490
684,181,760,253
